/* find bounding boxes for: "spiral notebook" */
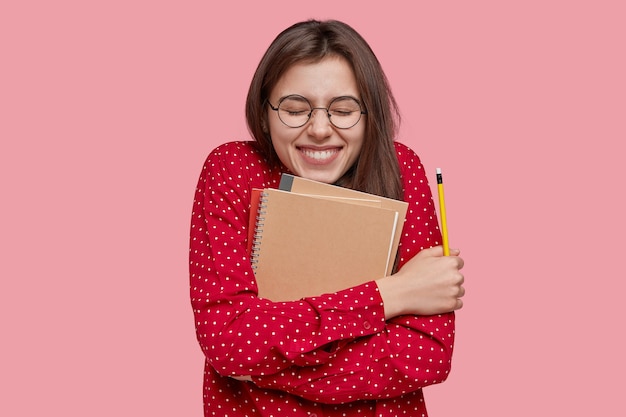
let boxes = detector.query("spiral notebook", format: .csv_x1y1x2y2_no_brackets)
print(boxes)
248,176,407,301
278,174,409,273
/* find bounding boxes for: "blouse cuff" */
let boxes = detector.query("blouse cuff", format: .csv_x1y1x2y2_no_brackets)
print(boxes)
304,281,386,341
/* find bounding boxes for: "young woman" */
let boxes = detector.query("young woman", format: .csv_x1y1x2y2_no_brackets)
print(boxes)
189,19,465,416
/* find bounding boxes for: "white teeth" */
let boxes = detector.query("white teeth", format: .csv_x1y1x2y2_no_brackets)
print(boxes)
302,149,338,161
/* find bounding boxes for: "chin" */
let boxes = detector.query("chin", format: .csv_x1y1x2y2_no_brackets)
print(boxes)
297,170,342,184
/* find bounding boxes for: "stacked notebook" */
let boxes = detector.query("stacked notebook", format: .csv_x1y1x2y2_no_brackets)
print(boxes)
247,174,408,302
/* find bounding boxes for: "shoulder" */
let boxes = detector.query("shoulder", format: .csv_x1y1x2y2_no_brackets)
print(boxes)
207,141,265,163
393,141,427,178
203,141,270,174
394,141,422,165
200,141,281,189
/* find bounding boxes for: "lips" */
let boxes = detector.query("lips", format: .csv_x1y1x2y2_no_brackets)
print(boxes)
298,147,341,164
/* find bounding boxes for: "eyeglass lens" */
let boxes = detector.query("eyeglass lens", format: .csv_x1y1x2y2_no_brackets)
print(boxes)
276,95,363,129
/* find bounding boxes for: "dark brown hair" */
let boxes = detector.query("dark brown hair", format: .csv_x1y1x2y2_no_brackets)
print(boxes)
246,19,403,200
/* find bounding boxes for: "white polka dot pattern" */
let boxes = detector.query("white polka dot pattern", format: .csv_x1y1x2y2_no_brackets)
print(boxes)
189,141,454,416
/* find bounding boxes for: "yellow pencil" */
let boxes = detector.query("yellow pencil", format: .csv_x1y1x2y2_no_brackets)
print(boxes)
436,168,450,256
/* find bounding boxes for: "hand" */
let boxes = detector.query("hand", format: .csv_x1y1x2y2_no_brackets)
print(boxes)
376,246,465,319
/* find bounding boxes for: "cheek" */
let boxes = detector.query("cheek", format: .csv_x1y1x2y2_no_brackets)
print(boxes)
346,130,365,156
269,125,294,149
268,116,293,143
268,127,298,166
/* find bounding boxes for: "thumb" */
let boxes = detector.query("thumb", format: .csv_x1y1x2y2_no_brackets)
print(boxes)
416,245,460,258
416,245,445,258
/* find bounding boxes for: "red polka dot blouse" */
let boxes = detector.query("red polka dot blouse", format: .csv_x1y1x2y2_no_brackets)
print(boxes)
189,141,455,416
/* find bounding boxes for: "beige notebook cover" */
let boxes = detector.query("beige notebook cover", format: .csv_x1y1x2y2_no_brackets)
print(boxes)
250,188,400,301
279,174,408,276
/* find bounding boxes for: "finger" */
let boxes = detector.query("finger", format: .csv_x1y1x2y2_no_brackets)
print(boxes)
451,281,465,298
455,256,465,270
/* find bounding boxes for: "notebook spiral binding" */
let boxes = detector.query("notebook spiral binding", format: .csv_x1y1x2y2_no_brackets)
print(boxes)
249,191,269,271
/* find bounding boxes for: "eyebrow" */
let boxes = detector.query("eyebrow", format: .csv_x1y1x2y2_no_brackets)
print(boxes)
277,94,363,104
278,94,309,103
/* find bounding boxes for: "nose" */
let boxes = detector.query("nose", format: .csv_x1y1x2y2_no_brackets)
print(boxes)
307,108,333,139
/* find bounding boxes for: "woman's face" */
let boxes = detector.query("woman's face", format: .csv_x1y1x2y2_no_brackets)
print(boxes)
267,56,365,184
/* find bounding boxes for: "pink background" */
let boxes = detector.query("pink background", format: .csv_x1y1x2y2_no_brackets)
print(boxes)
2,1,625,415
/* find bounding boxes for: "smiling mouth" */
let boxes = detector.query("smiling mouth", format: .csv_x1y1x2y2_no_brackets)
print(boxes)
298,147,340,163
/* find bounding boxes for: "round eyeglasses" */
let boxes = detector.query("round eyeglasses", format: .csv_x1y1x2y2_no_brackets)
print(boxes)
267,94,367,129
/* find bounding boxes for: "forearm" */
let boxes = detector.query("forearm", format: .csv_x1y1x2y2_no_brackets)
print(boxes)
192,282,387,377
250,312,455,404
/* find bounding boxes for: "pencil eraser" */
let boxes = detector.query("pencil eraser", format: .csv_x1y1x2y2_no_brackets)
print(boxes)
436,168,442,174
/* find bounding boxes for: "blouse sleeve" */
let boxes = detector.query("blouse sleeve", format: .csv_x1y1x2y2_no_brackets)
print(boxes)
248,143,456,404
190,144,388,378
